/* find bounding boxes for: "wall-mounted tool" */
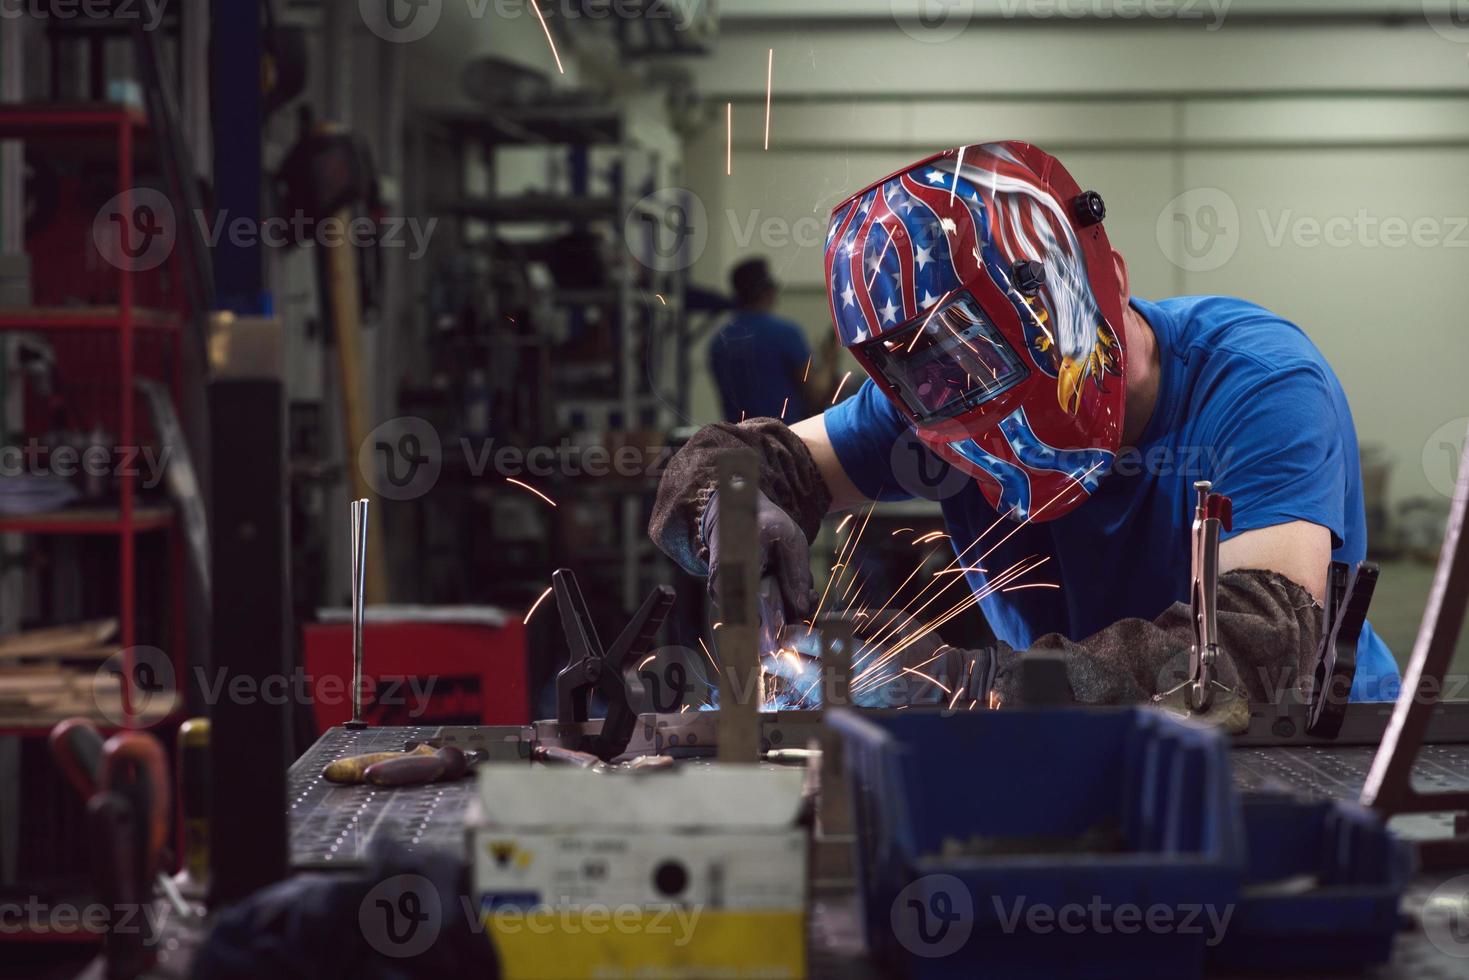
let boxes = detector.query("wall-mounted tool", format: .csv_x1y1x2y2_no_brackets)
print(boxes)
346,497,369,729
551,568,674,762
1155,481,1236,715
1305,561,1379,738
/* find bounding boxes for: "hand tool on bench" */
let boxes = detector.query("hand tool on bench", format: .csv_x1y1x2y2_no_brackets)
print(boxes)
362,745,477,786
346,496,369,729
552,567,674,761
1305,560,1379,738
321,743,435,783
1154,481,1244,720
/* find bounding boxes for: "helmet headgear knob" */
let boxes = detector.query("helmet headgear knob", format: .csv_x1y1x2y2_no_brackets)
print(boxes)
1071,190,1106,227
1011,259,1046,296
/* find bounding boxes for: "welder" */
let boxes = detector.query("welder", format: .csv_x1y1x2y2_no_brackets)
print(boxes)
650,141,1399,714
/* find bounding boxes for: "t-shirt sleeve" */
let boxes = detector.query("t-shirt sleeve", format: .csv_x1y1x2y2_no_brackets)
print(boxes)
822,377,915,502
1204,359,1347,549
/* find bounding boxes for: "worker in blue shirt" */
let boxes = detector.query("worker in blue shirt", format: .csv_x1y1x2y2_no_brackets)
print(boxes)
708,258,832,423
650,141,1399,723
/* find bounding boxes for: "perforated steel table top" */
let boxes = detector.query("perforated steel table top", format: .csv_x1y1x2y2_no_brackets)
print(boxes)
289,726,1469,977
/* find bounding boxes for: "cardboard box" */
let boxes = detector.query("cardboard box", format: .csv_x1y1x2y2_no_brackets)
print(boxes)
471,765,808,979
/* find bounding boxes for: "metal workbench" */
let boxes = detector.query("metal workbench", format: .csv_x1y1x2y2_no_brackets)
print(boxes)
289,725,1469,977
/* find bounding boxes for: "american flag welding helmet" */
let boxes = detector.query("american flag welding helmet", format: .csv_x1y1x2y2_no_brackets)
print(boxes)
824,141,1126,522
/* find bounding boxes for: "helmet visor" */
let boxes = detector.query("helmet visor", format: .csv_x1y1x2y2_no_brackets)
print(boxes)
860,291,1028,423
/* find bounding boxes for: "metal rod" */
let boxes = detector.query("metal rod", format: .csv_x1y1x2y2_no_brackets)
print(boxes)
347,498,368,728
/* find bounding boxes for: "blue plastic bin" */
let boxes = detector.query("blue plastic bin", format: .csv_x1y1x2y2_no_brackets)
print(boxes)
828,707,1244,980
1208,790,1413,971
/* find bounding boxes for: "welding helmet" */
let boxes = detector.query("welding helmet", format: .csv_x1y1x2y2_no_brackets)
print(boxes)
824,141,1126,521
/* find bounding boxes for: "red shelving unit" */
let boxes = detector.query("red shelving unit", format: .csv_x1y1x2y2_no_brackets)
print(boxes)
0,103,187,733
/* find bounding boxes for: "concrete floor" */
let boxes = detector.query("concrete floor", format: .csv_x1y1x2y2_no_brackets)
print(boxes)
1367,560,1469,685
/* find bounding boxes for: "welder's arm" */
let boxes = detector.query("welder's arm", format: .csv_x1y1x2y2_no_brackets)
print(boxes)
986,567,1321,709
789,413,871,513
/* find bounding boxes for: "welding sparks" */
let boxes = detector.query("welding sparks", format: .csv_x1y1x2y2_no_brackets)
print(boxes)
836,514,854,534
522,586,553,625
764,48,773,150
638,654,657,670
890,527,913,536
831,370,853,404
780,397,789,419
1001,582,1061,592
529,0,564,74
950,145,965,204
912,530,948,545
655,293,666,305
802,356,812,382
907,288,955,351
866,223,896,289
506,478,557,508
726,102,733,175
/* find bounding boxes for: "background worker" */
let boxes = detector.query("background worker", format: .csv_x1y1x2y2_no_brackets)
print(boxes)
651,141,1399,719
708,257,835,423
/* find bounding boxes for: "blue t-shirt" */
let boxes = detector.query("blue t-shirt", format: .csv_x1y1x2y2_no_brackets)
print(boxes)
709,311,812,422
824,295,1399,702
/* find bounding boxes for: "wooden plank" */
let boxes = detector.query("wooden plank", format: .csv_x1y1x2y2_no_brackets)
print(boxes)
324,205,388,602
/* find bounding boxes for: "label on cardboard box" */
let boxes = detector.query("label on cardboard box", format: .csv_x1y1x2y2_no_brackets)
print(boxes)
469,765,809,978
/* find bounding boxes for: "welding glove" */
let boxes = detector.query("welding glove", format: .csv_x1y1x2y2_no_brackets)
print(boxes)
700,488,817,619
973,568,1319,732
650,418,832,617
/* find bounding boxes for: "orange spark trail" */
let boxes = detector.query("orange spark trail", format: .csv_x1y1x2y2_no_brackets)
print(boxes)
506,478,557,508
764,48,773,150
831,371,853,404
523,586,553,624
530,0,565,74
726,102,732,175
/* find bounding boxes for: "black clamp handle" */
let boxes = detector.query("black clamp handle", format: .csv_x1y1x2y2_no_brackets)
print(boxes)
552,568,675,761
1305,560,1379,738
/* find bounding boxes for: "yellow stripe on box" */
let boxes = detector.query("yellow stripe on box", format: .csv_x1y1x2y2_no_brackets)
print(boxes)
487,908,805,979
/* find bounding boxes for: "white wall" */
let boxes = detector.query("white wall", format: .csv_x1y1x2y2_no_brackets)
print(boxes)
680,10,1469,508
